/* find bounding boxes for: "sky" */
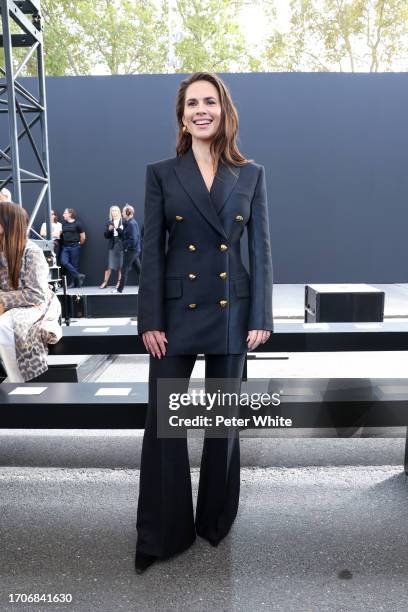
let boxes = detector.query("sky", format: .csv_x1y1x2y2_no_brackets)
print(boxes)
238,1,291,45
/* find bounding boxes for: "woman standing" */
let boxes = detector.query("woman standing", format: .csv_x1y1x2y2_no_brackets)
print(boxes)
135,72,273,573
100,205,124,289
40,209,62,261
0,203,56,382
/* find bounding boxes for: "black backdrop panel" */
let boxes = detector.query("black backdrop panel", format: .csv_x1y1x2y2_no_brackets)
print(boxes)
4,73,408,285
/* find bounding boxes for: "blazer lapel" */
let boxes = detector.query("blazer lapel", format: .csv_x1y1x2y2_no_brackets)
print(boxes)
210,159,240,216
174,147,228,239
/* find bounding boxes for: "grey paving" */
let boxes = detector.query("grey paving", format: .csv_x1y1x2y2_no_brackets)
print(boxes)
0,431,406,469
0,465,407,612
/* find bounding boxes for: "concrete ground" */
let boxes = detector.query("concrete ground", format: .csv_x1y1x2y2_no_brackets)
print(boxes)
0,460,407,612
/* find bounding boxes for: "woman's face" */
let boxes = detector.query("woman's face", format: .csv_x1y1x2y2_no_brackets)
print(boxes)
182,80,222,143
111,207,121,219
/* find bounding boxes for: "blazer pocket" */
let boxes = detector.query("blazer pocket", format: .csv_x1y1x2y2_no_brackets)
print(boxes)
234,277,250,298
165,277,183,299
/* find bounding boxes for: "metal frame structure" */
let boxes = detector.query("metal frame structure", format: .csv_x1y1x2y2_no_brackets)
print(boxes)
0,0,52,237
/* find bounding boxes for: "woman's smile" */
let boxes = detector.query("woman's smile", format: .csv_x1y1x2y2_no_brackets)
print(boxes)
193,118,212,127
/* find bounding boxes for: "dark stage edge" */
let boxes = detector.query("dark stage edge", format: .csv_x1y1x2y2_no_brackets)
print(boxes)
56,283,408,319
57,285,139,318
2,380,408,429
57,285,139,296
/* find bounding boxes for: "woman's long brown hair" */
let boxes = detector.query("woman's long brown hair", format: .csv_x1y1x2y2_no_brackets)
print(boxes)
176,72,251,171
0,202,28,289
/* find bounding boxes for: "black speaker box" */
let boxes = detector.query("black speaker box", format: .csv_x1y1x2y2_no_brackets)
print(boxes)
305,284,384,323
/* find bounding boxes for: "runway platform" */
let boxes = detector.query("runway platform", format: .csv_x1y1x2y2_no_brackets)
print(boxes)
57,282,408,319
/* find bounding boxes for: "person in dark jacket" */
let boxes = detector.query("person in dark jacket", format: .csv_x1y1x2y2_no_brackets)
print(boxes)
60,208,86,289
115,205,141,293
134,72,273,574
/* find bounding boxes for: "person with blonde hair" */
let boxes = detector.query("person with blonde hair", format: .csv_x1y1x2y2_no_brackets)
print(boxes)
100,205,124,289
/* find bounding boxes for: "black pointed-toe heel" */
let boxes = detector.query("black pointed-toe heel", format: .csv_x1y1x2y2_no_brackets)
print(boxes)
135,550,158,574
207,536,221,547
196,529,222,547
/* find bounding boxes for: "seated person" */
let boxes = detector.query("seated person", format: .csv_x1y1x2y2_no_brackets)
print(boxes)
0,202,60,382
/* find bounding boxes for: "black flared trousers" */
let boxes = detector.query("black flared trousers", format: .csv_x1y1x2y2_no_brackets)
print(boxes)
136,352,246,558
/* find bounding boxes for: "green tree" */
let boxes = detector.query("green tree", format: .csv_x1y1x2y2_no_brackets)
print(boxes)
0,2,86,78
66,0,168,75
13,0,169,76
262,0,408,72
41,0,93,75
174,0,252,73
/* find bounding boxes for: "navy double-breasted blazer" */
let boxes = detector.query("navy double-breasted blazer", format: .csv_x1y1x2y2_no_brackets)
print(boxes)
137,146,273,355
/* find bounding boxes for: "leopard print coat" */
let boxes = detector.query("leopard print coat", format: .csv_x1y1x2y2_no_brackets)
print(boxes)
0,240,53,381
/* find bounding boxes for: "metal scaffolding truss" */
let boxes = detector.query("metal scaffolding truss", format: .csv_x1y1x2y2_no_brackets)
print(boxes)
0,0,52,236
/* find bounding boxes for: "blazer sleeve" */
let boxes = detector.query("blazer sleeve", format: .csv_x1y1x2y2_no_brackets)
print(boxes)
247,165,274,332
134,221,142,257
104,222,113,239
0,247,49,310
137,164,166,333
116,224,124,239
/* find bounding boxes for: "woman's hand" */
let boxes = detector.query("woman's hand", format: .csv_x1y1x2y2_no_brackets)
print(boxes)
247,330,271,351
142,330,168,358
0,302,5,316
